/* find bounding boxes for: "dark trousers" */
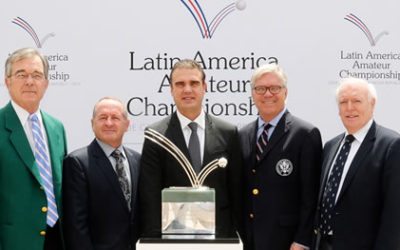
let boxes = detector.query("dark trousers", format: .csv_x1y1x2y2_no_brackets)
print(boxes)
44,221,63,250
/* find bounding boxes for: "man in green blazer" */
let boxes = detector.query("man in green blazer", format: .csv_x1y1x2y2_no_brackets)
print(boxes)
0,48,67,250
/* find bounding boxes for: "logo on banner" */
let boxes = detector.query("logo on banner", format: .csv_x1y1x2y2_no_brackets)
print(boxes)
11,17,78,86
12,17,55,48
344,13,388,46
180,0,246,39
332,14,399,86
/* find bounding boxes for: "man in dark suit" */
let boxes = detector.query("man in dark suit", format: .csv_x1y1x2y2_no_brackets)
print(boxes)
139,59,243,238
313,78,400,250
63,97,141,250
239,64,322,250
0,48,67,250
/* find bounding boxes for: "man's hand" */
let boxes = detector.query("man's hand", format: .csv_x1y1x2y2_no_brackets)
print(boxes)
290,242,307,250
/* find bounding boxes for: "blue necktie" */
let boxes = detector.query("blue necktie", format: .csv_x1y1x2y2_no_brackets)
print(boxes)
30,114,59,227
319,134,355,235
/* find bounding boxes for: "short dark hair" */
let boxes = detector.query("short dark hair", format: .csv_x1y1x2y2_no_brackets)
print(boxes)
169,59,206,84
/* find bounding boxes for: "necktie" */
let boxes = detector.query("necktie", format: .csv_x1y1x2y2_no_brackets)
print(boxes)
188,122,201,174
29,114,58,227
319,134,355,235
256,123,271,162
111,149,131,210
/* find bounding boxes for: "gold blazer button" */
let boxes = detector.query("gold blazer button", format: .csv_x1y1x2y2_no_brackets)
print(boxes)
252,189,259,195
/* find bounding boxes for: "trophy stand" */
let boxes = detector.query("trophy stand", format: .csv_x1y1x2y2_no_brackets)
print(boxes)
136,128,242,250
136,236,242,250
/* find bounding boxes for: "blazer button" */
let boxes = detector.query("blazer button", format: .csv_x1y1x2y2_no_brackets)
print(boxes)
251,169,256,174
41,207,48,213
40,230,46,236
252,189,259,195
249,213,254,219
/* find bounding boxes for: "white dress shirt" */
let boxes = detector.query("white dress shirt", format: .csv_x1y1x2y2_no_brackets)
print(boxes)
176,109,206,165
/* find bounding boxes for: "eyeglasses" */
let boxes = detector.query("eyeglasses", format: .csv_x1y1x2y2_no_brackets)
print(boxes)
11,72,45,81
253,85,284,95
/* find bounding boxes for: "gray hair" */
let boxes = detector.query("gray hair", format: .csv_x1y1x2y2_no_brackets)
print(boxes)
336,77,377,103
92,97,128,119
5,47,49,79
251,63,287,88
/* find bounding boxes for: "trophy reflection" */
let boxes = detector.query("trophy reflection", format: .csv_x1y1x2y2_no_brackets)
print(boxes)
144,128,228,238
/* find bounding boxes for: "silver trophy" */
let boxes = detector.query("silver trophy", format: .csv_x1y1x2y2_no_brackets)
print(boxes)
144,128,228,237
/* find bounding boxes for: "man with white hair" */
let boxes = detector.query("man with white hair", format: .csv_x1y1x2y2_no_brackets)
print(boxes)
313,77,400,250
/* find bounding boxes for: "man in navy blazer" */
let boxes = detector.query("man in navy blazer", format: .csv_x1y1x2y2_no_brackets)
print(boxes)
239,64,322,250
313,77,400,250
139,59,243,238
63,97,141,250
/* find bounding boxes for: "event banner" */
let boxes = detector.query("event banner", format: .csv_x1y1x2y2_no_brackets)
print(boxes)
1,0,399,151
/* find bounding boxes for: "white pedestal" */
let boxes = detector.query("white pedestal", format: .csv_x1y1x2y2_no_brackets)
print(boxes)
137,236,243,250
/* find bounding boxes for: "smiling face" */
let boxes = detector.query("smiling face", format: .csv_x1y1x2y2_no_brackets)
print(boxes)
5,55,48,113
92,98,130,148
252,72,287,122
337,81,375,134
170,67,206,120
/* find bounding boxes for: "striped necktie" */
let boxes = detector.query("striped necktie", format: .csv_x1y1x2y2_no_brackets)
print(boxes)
30,114,59,227
256,123,271,162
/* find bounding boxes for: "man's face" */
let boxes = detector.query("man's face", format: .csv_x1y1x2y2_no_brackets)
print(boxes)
92,99,130,148
170,68,206,119
252,72,287,122
338,83,375,134
5,56,48,113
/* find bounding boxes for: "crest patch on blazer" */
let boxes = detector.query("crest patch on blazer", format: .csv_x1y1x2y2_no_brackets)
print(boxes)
275,159,293,176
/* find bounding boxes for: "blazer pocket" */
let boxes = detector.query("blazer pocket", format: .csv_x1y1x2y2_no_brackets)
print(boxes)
279,214,298,227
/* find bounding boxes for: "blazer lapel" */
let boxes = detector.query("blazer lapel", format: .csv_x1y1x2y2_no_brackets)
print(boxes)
246,120,258,168
92,140,129,210
318,135,343,202
5,103,40,183
125,147,139,212
42,112,63,189
166,113,191,164
203,114,215,166
203,114,226,166
336,123,376,203
257,111,290,164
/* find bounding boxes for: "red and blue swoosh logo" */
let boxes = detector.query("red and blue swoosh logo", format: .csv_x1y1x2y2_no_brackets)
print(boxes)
180,0,246,39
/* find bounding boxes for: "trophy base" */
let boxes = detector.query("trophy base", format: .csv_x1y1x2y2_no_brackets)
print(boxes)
162,234,215,240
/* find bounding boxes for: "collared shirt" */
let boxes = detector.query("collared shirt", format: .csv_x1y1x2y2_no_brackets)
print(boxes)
176,109,206,164
328,119,373,203
256,107,287,140
96,139,132,185
11,101,51,159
